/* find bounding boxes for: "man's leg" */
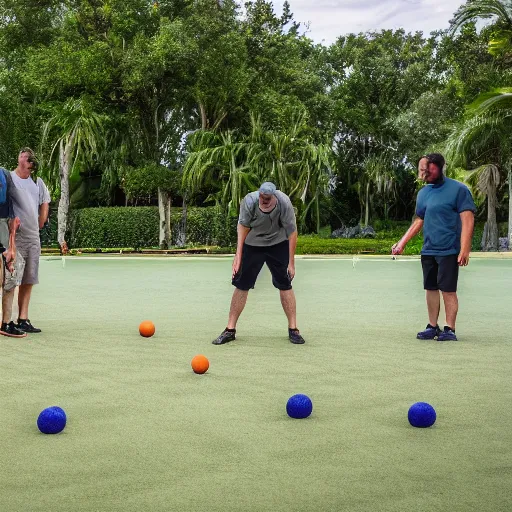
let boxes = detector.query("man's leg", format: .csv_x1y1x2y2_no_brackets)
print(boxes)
18,283,33,320
442,292,458,330
16,243,42,333
426,290,441,327
417,256,441,339
437,255,460,341
279,289,297,329
2,288,15,324
213,244,264,345
266,240,304,344
227,289,249,329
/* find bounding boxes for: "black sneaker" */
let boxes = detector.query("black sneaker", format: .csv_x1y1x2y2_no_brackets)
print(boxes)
416,324,440,340
212,328,236,345
16,319,42,334
0,321,27,338
289,328,305,344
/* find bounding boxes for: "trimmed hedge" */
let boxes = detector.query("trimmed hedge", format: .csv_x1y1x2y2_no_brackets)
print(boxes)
69,207,160,249
43,206,508,254
66,206,237,249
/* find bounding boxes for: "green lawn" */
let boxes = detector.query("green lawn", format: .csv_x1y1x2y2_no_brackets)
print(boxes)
0,256,511,512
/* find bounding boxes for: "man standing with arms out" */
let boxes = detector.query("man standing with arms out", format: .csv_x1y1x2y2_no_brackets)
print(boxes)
392,153,476,341
213,182,305,345
9,148,50,333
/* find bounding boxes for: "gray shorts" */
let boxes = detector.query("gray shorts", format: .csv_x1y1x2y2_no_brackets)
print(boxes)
17,239,41,285
0,219,25,291
0,218,9,249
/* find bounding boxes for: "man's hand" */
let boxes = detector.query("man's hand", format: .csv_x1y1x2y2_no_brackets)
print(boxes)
4,248,15,273
232,253,242,278
458,250,470,266
287,262,295,281
391,242,405,255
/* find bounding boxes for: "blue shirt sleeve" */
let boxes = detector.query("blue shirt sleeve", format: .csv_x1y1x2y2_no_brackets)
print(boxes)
456,185,476,214
415,189,426,219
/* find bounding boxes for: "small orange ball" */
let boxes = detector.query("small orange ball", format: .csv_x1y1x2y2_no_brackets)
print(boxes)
191,355,209,374
139,321,155,338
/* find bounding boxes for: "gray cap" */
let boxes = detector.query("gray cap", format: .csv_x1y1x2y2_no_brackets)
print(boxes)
259,182,276,195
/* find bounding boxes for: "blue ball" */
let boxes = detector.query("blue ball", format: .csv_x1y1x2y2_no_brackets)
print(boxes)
286,394,313,419
408,402,436,428
37,406,67,434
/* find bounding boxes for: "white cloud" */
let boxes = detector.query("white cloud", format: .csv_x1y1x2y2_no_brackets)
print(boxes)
273,0,466,44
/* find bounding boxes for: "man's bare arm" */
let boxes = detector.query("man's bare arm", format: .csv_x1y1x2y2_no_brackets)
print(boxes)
39,203,49,229
287,230,298,279
458,211,474,266
232,224,251,278
392,217,424,255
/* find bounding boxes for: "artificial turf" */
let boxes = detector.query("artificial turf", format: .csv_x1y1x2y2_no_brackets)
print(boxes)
0,256,510,511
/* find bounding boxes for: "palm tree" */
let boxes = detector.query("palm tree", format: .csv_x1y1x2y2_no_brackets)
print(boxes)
183,113,332,232
446,90,512,249
182,129,260,216
42,98,108,253
357,153,396,227
450,0,512,58
450,1,512,247
466,164,502,250
257,113,332,232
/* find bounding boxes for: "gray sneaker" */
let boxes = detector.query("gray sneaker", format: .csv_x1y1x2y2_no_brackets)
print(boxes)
289,328,305,344
212,328,236,345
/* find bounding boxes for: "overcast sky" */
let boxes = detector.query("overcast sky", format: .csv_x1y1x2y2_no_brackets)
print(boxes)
273,0,467,44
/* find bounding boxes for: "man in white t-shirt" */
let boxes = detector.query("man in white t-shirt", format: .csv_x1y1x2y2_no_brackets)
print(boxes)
8,148,50,333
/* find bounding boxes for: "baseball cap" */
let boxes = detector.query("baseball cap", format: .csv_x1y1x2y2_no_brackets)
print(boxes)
259,182,276,195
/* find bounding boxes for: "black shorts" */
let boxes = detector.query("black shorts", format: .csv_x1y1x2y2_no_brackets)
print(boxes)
421,255,459,292
232,240,292,291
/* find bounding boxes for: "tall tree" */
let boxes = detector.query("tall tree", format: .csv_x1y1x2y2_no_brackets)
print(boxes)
41,98,109,253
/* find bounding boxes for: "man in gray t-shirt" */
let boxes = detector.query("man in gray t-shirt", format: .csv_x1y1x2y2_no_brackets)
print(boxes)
212,182,306,345
8,148,50,334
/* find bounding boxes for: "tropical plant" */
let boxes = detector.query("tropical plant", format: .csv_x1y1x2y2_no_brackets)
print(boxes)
41,98,109,253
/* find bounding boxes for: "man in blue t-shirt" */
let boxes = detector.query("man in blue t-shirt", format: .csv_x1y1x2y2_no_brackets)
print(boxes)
392,154,476,341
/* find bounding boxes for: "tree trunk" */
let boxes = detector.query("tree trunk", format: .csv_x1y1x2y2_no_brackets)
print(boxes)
364,181,370,227
158,188,171,249
176,194,187,248
199,102,208,130
315,193,320,234
483,190,498,251
57,138,73,254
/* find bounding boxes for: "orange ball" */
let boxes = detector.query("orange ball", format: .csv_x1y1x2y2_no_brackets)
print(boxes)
139,321,155,338
191,355,209,374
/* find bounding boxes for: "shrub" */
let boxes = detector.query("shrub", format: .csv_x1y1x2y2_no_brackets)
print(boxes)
65,206,238,249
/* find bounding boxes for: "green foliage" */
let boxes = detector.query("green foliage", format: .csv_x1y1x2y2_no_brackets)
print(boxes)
295,238,415,255
69,207,160,249
66,206,238,249
183,113,332,231
120,163,182,203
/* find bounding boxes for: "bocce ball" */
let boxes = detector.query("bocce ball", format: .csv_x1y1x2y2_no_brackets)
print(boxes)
139,320,155,338
37,406,67,434
408,402,436,428
286,394,313,419
191,355,209,374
